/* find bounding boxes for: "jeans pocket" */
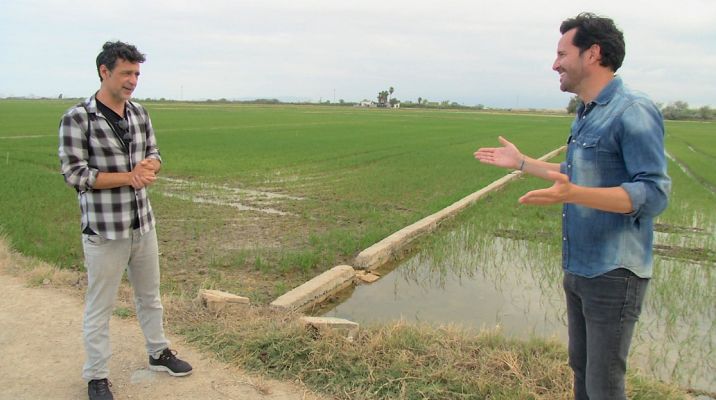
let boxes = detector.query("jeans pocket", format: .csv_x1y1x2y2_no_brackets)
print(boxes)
582,273,630,324
83,234,107,246
624,275,649,321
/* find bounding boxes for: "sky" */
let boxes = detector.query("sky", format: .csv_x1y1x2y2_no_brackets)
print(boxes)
1,0,714,109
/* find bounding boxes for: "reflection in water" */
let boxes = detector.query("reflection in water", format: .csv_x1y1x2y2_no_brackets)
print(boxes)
323,226,715,392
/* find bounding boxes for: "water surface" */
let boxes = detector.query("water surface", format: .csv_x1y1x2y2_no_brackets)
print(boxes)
322,227,715,392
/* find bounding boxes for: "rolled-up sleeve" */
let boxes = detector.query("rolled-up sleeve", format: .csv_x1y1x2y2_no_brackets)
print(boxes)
619,101,671,219
58,108,98,192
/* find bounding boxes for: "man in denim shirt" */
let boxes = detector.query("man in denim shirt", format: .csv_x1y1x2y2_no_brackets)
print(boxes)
475,13,670,400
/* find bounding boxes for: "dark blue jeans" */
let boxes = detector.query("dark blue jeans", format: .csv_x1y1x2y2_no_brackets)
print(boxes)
563,268,649,400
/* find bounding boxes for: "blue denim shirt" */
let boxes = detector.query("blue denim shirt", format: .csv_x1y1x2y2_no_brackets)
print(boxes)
560,77,670,278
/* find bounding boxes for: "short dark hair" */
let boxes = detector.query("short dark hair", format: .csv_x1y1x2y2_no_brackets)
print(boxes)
560,12,625,72
95,41,146,81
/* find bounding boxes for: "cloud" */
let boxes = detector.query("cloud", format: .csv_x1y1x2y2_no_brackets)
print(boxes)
1,0,714,107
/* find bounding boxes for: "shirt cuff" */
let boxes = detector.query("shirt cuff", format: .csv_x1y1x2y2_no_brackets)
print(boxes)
87,169,99,190
621,182,645,217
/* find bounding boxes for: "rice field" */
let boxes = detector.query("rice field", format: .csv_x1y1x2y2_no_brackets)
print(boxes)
0,99,569,298
0,99,712,395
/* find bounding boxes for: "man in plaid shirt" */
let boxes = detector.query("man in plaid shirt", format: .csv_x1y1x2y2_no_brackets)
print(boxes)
59,41,192,400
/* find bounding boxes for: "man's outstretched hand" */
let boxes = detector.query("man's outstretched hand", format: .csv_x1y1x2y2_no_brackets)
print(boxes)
474,136,522,170
519,170,571,205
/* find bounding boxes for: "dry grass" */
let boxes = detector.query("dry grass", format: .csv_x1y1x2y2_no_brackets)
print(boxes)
164,297,690,400
0,237,83,289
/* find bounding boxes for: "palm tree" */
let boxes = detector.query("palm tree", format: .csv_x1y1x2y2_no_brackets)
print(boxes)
377,91,389,106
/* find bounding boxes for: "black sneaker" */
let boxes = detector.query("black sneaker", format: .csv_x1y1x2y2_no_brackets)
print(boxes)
149,348,193,376
88,378,113,400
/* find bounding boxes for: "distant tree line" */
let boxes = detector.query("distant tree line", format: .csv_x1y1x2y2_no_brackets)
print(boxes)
401,99,485,110
659,101,713,121
566,96,714,121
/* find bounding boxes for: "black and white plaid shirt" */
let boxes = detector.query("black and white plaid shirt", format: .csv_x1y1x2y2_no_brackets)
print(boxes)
58,95,162,240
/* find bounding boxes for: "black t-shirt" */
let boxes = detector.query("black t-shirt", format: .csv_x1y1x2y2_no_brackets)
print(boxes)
95,98,131,149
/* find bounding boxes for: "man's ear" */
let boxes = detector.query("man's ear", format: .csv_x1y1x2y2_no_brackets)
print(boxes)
99,64,111,81
587,44,602,65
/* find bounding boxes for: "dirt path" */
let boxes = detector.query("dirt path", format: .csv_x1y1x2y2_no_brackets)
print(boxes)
0,247,324,400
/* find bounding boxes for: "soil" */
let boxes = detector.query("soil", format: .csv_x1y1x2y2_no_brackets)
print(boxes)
0,248,325,400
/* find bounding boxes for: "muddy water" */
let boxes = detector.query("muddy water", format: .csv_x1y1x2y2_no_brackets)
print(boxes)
326,236,567,339
322,229,715,392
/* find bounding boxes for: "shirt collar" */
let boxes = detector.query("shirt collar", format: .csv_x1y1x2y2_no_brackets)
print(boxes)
593,75,622,106
576,75,622,118
82,93,99,115
86,93,136,117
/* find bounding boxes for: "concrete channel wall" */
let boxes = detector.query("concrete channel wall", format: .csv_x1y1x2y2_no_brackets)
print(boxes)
270,145,566,312
354,145,567,271
270,265,355,312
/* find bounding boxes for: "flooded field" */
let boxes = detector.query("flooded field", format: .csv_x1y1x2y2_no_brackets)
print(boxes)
323,223,715,392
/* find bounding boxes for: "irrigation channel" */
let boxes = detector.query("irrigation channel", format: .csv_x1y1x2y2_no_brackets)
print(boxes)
320,203,715,393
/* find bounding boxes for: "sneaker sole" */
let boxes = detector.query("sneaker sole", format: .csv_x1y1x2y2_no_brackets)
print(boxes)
149,365,193,377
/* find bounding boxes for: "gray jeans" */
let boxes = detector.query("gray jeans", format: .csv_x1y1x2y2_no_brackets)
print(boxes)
564,268,649,400
81,228,169,381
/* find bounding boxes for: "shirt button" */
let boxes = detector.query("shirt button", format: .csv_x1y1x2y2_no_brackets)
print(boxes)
563,237,567,241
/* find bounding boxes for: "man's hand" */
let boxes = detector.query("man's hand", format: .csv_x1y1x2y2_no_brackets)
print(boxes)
93,159,162,190
519,171,634,213
140,158,161,173
129,159,158,189
519,170,571,205
474,136,523,170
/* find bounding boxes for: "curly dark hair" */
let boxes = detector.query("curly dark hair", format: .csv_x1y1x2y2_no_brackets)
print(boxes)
95,41,146,81
560,12,625,72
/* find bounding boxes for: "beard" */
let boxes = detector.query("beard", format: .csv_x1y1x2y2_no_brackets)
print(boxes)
558,72,578,94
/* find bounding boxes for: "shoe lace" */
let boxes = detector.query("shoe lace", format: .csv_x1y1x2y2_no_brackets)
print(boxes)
159,348,178,361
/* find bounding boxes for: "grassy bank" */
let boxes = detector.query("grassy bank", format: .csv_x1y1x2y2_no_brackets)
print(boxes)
164,295,687,400
0,227,696,400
